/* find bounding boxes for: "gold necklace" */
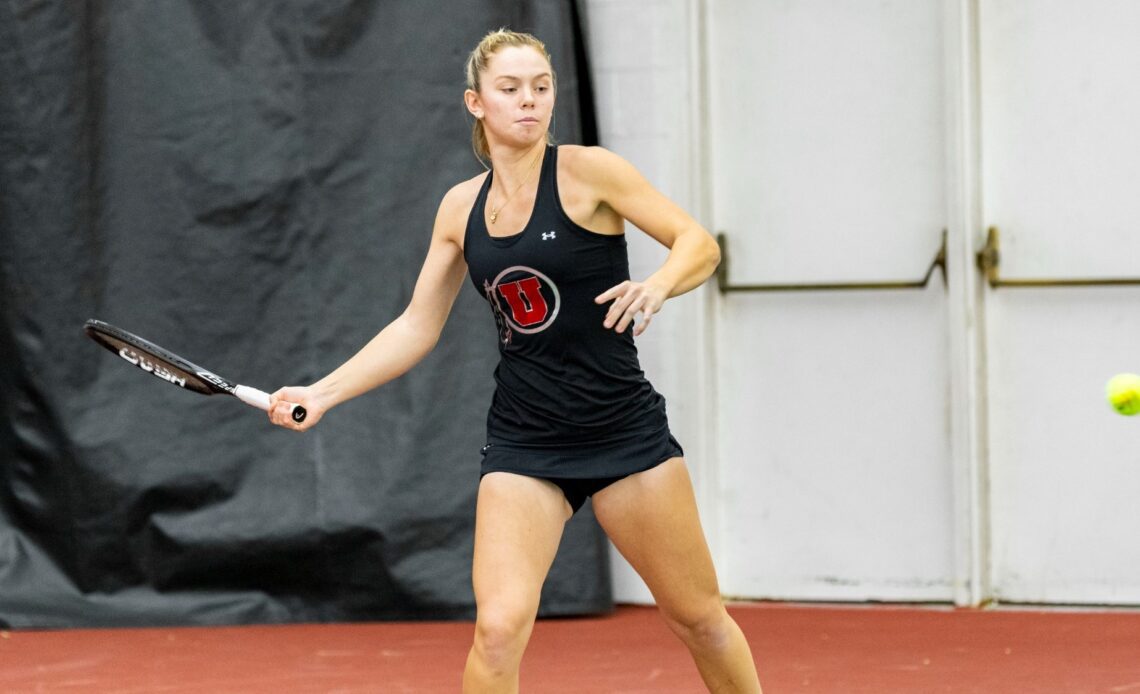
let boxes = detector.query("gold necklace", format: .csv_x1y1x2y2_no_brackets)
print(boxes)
489,148,542,224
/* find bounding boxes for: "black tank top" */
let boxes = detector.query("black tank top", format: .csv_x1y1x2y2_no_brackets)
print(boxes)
463,145,669,448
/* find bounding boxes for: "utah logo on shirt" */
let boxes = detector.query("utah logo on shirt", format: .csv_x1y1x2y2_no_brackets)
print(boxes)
483,265,561,345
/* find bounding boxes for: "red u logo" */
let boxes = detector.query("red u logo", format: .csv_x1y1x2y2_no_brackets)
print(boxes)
497,276,549,326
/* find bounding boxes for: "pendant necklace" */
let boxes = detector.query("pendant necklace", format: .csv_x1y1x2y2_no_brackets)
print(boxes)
489,148,542,224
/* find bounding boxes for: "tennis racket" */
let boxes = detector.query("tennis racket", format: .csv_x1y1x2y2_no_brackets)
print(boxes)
84,319,306,423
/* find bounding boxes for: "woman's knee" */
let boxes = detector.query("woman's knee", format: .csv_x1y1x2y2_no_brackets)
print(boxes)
659,600,735,653
472,607,537,669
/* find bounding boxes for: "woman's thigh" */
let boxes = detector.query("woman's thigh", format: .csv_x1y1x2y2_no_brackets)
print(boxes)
471,472,571,616
591,458,722,614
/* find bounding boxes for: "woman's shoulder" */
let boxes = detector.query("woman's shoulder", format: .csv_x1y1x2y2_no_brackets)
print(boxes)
443,170,489,208
437,171,488,218
430,171,488,242
557,144,623,172
557,144,639,189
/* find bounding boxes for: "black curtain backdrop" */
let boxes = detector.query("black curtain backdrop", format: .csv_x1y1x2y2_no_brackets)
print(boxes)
0,0,606,628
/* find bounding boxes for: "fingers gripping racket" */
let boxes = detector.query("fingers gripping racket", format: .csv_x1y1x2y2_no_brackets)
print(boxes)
84,319,306,423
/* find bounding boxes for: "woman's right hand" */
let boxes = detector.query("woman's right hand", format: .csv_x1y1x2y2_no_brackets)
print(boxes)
269,386,326,432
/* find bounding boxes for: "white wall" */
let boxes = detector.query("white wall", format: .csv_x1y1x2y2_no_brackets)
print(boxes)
584,0,711,604
585,0,1140,606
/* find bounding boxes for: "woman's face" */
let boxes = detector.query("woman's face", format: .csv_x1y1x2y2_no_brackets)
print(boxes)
470,45,555,149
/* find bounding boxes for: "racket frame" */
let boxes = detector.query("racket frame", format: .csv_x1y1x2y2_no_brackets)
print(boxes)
84,319,305,423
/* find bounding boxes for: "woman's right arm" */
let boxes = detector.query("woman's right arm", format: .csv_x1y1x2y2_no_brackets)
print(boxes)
268,184,473,430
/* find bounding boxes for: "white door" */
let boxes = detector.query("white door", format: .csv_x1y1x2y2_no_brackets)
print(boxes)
980,0,1140,604
706,0,957,601
704,0,1140,606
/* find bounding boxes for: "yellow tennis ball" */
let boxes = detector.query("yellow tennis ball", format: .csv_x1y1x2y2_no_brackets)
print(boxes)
1106,373,1140,416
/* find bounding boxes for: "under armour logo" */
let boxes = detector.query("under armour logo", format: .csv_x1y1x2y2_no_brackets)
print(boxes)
542,231,557,241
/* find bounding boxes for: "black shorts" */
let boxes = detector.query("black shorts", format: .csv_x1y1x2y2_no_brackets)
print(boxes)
547,474,632,514
481,463,669,515
479,430,684,514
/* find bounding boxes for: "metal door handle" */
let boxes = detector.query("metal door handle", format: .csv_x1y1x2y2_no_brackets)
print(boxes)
976,227,1140,288
716,231,947,293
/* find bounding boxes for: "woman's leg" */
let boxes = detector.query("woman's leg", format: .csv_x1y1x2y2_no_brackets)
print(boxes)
463,472,571,694
592,458,763,693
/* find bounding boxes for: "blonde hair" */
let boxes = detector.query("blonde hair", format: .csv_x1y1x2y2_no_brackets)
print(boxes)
465,29,556,164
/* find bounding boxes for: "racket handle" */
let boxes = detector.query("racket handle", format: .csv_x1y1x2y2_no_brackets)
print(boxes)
234,385,308,423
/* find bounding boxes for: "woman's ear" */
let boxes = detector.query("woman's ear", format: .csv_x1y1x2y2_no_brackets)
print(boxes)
464,89,483,119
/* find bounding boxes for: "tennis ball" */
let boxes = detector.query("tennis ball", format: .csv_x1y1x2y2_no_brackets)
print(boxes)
1106,373,1140,416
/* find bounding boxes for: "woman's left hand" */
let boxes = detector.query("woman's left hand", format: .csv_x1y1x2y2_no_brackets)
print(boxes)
595,280,669,337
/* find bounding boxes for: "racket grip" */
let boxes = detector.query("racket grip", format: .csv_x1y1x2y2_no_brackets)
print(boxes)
234,386,308,423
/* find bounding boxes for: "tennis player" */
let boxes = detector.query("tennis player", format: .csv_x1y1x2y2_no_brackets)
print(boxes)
269,28,762,694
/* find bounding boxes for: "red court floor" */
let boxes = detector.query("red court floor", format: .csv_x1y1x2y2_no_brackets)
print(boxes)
2,603,1138,692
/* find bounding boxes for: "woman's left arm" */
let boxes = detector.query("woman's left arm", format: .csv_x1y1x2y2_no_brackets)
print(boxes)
579,147,721,336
